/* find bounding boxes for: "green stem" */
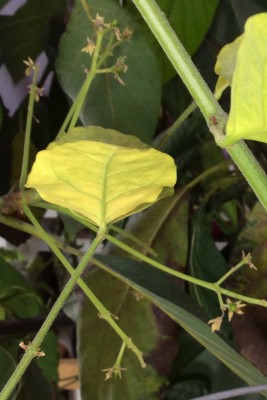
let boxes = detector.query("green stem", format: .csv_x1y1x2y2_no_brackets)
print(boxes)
57,29,106,139
217,292,225,310
80,0,93,22
219,287,267,307
0,214,81,257
30,200,267,307
110,225,157,257
19,65,40,191
68,30,104,131
96,32,116,67
57,99,79,139
156,102,197,150
96,68,113,74
132,0,267,213
92,250,267,308
0,211,105,400
216,255,248,286
116,341,127,367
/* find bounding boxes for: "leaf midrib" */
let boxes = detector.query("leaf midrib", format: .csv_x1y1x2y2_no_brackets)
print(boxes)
100,148,117,227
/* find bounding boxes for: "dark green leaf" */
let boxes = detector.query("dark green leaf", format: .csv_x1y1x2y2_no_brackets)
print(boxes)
165,379,207,400
56,0,161,143
230,202,267,298
190,212,228,319
167,349,267,400
60,213,83,242
38,331,59,383
0,255,27,289
114,191,188,272
8,293,43,317
20,362,55,400
0,347,17,392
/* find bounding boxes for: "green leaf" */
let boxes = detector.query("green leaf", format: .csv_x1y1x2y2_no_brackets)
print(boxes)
8,293,43,318
225,13,267,145
55,0,161,143
21,362,55,400
78,268,164,400
26,126,177,227
0,307,5,320
0,255,27,289
95,255,267,391
113,190,189,271
165,379,206,400
60,214,84,242
230,202,267,298
0,0,67,81
0,347,17,391
167,347,267,400
39,331,59,383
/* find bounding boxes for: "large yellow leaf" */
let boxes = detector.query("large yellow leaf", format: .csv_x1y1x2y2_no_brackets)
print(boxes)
26,127,177,228
225,13,267,146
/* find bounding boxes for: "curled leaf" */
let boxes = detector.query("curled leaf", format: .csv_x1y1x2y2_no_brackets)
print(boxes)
26,127,177,228
214,34,243,99
225,13,267,145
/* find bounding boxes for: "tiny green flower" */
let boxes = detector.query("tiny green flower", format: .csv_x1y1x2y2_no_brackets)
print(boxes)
224,298,246,321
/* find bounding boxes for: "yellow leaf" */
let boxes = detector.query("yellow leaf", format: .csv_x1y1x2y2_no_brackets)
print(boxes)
214,34,243,99
225,13,267,145
26,127,177,228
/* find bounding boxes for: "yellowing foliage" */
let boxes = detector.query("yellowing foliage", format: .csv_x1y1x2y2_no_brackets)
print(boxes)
225,13,267,145
26,127,177,228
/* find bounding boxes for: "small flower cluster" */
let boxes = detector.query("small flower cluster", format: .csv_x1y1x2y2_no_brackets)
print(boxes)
208,298,246,332
102,365,127,380
81,13,133,85
91,13,133,39
23,57,44,102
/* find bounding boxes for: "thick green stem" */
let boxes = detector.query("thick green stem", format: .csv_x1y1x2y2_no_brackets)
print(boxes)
132,0,267,212
132,0,221,119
